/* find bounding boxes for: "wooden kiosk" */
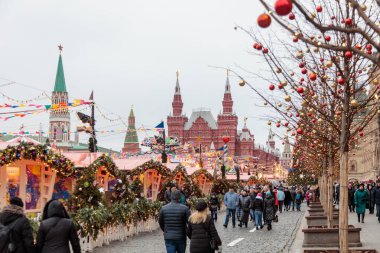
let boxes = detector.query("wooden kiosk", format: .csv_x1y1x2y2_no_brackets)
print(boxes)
128,160,171,201
0,143,74,213
191,169,214,196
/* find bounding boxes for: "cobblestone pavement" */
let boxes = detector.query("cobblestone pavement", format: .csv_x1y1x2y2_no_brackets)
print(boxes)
94,205,305,253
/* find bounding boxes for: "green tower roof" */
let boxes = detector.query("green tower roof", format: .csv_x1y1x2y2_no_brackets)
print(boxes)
124,108,138,143
54,54,67,92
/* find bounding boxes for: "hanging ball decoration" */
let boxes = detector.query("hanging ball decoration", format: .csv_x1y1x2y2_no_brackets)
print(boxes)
296,51,304,59
84,182,90,188
325,35,331,42
269,84,275,90
345,18,352,26
316,5,323,12
289,13,295,20
309,72,317,81
285,95,291,102
257,13,272,28
345,51,353,59
239,80,246,87
297,86,304,93
274,0,293,16
296,128,303,135
326,61,333,68
267,121,272,126
350,99,358,107
338,77,345,85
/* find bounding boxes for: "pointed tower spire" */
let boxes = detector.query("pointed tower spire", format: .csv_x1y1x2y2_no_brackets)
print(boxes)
225,69,231,94
49,45,70,147
175,70,181,95
122,105,140,153
222,69,233,115
172,71,184,116
267,127,276,149
54,45,67,92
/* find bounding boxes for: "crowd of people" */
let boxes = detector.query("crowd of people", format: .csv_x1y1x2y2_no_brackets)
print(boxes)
0,197,81,253
345,180,380,223
222,185,310,231
158,184,311,253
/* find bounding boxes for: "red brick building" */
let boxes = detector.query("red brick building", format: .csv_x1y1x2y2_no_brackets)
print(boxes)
167,72,254,156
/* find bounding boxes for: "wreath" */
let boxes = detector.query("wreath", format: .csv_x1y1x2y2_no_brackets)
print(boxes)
191,168,214,181
127,160,171,178
0,142,74,177
87,154,119,177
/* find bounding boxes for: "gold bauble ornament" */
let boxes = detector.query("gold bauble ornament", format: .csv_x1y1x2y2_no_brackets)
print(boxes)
285,95,291,102
326,61,333,68
350,99,359,107
296,52,304,59
276,68,282,74
239,80,246,87
267,121,272,126
361,4,367,11
281,81,287,86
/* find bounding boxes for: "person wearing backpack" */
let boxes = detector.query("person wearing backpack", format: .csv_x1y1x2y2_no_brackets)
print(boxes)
187,200,222,253
36,199,81,253
0,197,35,253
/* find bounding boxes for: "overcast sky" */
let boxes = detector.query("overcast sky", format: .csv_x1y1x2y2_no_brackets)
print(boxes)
0,0,286,152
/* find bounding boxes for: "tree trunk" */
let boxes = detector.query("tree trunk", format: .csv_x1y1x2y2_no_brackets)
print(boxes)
327,152,335,228
339,151,349,253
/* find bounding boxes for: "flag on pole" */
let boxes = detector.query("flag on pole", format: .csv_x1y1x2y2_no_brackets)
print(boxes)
155,121,164,129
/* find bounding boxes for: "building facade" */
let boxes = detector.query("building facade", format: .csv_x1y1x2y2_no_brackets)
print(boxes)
167,72,254,156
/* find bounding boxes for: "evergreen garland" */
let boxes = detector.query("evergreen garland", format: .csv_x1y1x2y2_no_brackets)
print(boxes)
0,142,74,177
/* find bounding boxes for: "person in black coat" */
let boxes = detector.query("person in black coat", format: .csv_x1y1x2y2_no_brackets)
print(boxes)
367,184,375,214
348,184,356,212
263,191,275,231
284,187,292,211
164,185,172,204
37,200,81,253
187,200,221,253
159,190,190,253
208,193,220,221
0,197,35,253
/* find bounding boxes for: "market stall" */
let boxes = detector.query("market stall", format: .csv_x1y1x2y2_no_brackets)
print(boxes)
0,143,74,213
128,160,171,201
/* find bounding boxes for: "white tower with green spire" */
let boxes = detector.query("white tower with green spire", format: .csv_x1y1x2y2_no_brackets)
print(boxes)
49,45,70,147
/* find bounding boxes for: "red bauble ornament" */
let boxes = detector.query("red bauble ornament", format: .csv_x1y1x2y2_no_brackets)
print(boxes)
269,84,275,90
263,48,269,54
345,18,352,26
222,136,230,143
274,0,293,16
355,44,362,50
289,13,295,20
257,13,271,28
278,84,284,89
293,36,299,43
325,35,331,42
297,86,304,93
359,132,364,137
366,44,373,51
253,43,258,49
276,123,281,128
316,6,323,12
301,68,307,75
256,44,263,50
345,51,353,59
309,72,317,81
296,128,303,135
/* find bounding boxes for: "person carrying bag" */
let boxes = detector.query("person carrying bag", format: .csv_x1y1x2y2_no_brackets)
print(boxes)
187,200,222,253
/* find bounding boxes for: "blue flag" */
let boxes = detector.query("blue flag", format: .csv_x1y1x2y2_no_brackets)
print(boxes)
155,121,164,129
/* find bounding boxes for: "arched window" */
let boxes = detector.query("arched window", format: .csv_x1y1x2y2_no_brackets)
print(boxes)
350,160,357,172
53,127,57,140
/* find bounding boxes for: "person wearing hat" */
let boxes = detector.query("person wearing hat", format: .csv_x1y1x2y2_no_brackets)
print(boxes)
187,200,222,253
354,183,368,223
159,190,190,253
263,191,275,230
0,197,36,253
